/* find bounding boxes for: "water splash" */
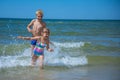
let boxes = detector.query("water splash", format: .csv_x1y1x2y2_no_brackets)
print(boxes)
44,47,88,67
53,42,85,48
0,42,88,68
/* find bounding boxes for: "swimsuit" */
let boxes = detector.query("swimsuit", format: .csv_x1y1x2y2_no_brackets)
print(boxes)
33,42,46,56
31,40,37,45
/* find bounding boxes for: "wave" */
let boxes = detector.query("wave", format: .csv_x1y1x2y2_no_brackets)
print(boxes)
0,41,86,56
53,42,85,48
45,56,88,67
0,46,88,68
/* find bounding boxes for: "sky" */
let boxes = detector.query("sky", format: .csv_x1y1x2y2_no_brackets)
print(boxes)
0,0,120,20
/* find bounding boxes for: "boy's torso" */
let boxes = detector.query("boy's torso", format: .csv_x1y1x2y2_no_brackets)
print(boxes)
32,19,45,36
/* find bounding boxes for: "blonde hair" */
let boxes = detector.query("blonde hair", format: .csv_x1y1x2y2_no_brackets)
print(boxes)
36,10,43,16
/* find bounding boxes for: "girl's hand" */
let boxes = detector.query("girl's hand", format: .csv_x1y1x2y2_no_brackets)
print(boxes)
17,36,23,39
48,48,54,52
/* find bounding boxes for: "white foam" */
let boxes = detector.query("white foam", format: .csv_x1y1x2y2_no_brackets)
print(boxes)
53,42,85,48
45,56,88,66
0,42,88,68
44,47,88,66
0,55,31,68
0,48,32,68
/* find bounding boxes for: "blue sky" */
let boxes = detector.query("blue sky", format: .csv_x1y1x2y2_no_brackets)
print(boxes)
0,0,120,19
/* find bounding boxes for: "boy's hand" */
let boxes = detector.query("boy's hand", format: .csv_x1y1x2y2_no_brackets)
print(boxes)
28,29,33,33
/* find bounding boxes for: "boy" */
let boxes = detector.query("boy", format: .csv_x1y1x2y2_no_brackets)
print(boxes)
27,10,46,56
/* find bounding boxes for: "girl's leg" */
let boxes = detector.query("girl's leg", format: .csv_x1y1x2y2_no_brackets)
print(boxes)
38,55,44,69
31,55,38,67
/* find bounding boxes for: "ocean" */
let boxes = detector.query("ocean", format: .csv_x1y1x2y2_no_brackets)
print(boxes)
0,18,120,80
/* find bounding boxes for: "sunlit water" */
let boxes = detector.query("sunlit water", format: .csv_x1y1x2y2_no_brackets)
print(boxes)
0,18,120,80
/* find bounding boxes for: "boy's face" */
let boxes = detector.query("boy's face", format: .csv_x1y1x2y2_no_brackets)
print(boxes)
36,14,42,20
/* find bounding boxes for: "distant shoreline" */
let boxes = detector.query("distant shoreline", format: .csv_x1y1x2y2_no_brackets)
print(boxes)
0,17,120,21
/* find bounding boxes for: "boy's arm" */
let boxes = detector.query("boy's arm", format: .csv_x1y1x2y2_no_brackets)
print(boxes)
42,22,46,28
27,19,35,33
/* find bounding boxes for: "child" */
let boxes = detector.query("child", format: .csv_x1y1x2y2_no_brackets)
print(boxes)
27,9,46,56
18,28,53,69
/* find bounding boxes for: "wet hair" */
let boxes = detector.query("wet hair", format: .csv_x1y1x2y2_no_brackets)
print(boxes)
42,28,50,35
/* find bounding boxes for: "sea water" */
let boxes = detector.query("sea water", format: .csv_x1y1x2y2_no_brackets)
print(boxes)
0,18,120,80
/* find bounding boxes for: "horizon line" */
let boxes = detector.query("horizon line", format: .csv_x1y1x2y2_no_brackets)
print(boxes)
0,17,120,21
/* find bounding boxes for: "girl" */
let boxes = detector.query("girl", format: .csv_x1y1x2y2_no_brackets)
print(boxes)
18,28,53,69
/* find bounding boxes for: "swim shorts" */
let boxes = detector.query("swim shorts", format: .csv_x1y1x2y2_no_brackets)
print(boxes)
31,40,37,45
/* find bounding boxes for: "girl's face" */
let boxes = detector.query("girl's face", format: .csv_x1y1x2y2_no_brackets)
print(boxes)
43,29,50,35
43,33,49,38
43,29,49,33
42,29,50,38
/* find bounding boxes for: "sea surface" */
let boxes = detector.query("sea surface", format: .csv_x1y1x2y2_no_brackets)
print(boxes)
0,18,120,80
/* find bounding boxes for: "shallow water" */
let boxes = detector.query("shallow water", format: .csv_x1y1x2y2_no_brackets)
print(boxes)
0,18,120,80
0,56,120,80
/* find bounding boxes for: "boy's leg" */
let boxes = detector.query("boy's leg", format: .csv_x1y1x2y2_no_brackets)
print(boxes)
31,40,37,56
38,55,44,69
30,40,37,67
31,45,35,56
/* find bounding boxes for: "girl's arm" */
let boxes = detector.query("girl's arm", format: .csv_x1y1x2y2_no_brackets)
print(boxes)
46,40,53,52
17,36,41,40
50,41,56,47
